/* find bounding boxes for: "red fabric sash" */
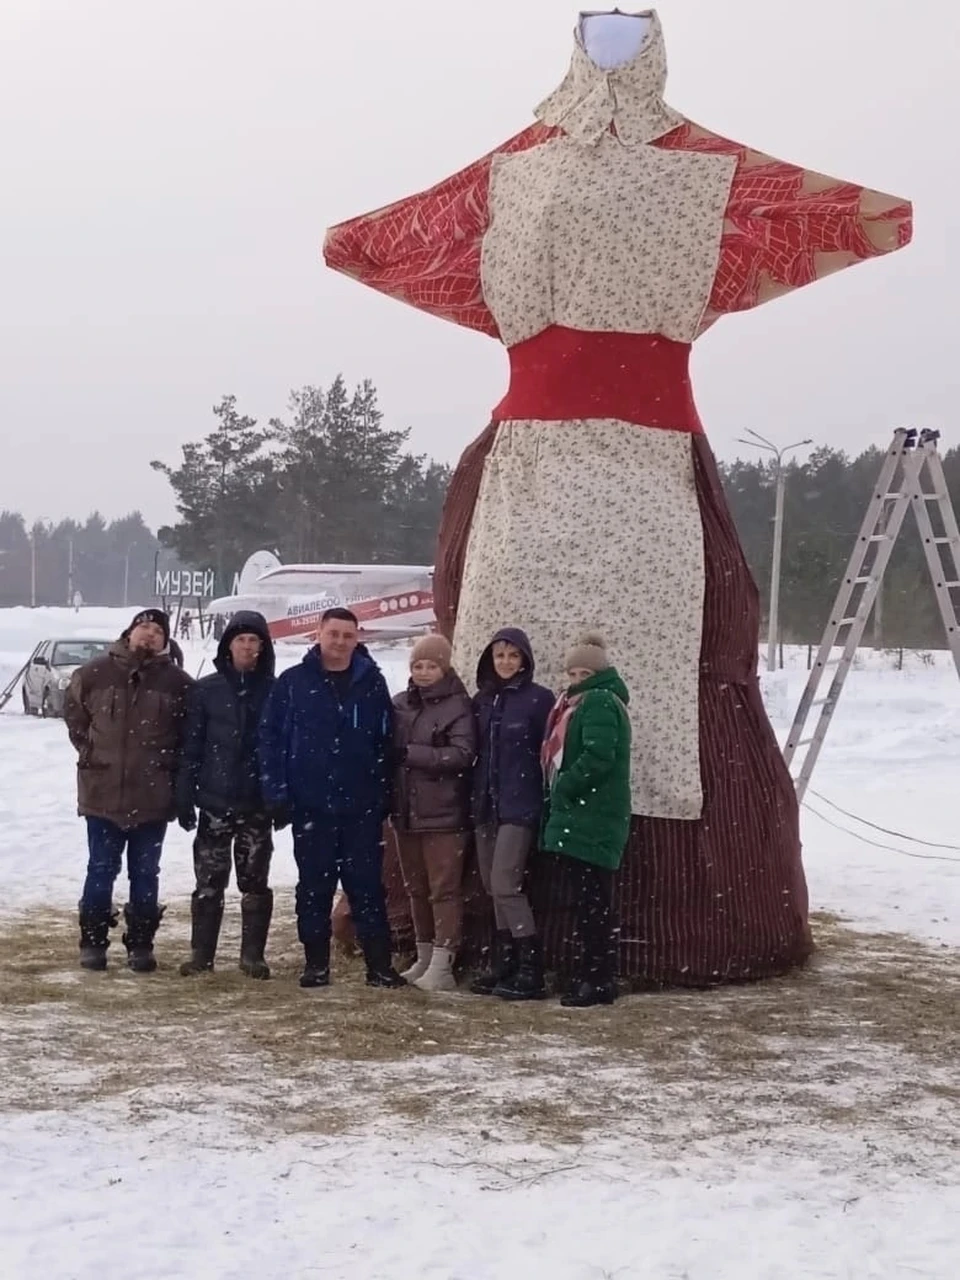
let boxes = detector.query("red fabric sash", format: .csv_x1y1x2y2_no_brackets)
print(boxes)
492,326,703,433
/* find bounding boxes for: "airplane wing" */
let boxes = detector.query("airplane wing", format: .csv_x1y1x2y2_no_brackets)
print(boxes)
257,564,433,593
206,592,284,615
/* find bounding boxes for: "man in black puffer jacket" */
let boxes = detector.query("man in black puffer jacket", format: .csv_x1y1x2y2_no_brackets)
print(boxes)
175,610,278,979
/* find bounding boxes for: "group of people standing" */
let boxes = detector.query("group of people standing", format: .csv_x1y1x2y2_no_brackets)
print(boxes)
64,604,632,1009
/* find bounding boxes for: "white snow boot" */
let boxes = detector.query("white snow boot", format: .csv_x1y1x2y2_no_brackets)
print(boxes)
400,942,433,982
413,946,458,993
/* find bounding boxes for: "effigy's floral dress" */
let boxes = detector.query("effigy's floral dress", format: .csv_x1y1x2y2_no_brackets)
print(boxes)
324,13,912,984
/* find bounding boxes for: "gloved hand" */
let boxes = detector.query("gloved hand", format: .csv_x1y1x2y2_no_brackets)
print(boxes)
177,806,197,832
269,804,291,832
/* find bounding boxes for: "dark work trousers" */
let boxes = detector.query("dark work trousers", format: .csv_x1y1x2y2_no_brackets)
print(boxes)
192,811,273,902
566,859,617,984
81,818,166,916
292,813,389,948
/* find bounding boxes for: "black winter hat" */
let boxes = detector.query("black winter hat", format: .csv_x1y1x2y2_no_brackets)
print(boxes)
216,610,276,677
124,609,171,646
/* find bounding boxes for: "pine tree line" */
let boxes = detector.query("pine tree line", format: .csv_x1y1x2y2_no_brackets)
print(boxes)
151,377,450,584
3,378,957,648
0,512,161,609
721,443,960,650
0,376,447,610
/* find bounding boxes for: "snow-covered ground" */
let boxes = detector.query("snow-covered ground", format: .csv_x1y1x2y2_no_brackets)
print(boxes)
1,607,958,1279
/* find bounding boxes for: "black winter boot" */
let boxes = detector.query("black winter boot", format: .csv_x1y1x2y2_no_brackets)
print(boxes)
470,930,517,996
299,939,331,989
78,904,118,972
493,936,546,1002
561,916,618,1008
179,894,224,976
361,935,407,989
560,980,617,1008
122,904,165,974
239,891,273,980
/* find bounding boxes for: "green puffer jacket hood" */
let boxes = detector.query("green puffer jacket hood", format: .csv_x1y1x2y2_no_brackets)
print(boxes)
541,665,632,871
569,666,630,704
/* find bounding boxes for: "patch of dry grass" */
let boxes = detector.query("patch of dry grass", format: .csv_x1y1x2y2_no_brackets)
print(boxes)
0,899,957,1155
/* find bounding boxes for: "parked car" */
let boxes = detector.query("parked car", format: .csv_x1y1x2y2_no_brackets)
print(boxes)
21,639,111,718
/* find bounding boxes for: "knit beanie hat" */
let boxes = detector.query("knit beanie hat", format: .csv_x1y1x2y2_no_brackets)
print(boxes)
564,630,610,675
410,634,452,672
124,608,170,646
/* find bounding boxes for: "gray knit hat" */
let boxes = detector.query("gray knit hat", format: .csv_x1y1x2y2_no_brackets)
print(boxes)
564,630,610,674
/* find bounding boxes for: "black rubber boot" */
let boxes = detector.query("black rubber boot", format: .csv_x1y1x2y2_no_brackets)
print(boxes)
239,890,273,980
78,904,118,972
179,894,224,976
470,930,517,996
361,935,407,989
493,936,547,1002
122,904,165,974
299,939,331,989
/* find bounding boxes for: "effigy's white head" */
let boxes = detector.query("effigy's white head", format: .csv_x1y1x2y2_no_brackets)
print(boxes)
536,10,679,145
580,10,653,70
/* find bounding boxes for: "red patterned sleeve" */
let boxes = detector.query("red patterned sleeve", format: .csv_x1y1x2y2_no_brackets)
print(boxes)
658,123,913,319
323,124,555,338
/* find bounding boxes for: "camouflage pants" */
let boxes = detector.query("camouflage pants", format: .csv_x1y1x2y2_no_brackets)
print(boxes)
193,811,273,901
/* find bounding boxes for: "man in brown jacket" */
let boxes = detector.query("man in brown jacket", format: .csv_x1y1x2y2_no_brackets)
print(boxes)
65,609,193,972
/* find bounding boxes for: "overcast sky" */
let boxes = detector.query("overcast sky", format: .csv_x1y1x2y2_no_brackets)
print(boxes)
2,0,956,531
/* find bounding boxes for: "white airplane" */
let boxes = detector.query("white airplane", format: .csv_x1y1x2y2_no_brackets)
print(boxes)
207,551,436,643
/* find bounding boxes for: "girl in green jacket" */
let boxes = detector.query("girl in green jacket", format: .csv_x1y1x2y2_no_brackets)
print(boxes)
541,632,632,1008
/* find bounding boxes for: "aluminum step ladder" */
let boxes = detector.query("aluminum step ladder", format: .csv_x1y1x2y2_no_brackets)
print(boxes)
784,428,960,801
0,643,42,713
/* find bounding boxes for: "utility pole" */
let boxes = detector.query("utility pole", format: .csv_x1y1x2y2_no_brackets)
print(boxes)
30,525,37,608
123,543,139,608
735,431,813,673
67,537,74,607
29,518,50,609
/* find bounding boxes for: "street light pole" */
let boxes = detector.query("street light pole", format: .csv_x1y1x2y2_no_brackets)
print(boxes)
123,542,139,609
768,465,788,676
735,431,813,673
29,518,51,609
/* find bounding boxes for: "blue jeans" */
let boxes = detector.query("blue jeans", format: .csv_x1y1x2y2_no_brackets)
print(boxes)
292,813,388,947
81,818,167,917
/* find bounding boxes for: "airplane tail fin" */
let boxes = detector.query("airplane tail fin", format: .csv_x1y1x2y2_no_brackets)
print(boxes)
237,549,282,593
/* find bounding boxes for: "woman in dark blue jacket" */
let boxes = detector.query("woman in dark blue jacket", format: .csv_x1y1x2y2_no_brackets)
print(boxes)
470,627,554,1001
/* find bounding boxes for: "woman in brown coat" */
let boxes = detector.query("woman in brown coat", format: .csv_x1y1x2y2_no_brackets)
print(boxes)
391,635,477,991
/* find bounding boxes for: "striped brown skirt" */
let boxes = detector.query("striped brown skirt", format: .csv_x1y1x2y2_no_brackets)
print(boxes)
433,421,812,989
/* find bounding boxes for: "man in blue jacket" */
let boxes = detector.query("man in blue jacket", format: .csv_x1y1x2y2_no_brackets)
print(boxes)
259,608,405,990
